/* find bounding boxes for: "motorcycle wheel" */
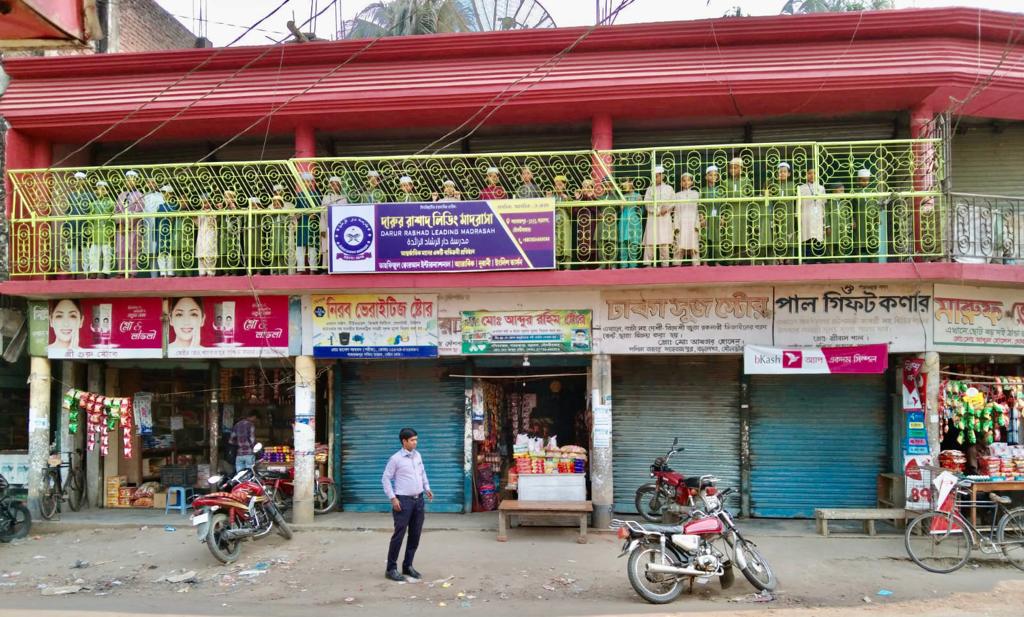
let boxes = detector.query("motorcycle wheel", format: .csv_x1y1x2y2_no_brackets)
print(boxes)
271,506,293,540
626,543,684,604
0,503,31,542
313,482,338,515
735,540,777,591
634,485,665,523
206,512,242,564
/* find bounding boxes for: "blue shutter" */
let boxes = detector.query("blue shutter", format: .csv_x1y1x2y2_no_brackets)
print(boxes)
340,360,465,513
750,374,890,518
612,357,741,513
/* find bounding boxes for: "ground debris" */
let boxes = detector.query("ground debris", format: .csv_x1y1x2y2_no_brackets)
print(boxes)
41,585,84,596
162,571,198,584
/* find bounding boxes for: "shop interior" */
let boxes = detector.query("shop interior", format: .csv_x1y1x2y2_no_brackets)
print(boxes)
468,365,591,512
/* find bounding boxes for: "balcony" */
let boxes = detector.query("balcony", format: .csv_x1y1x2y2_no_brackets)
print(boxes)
6,139,946,280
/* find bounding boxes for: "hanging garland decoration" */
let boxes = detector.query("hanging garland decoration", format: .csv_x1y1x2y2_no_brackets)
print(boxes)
63,388,135,458
940,380,1008,446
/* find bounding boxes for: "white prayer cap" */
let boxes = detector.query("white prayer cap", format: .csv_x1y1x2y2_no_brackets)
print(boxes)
73,172,87,179
706,165,719,173
160,185,173,192
857,168,872,178
95,180,108,187
125,170,139,177
273,184,284,191
300,171,314,180
328,176,342,183
249,197,261,205
367,170,380,178
730,157,743,165
681,172,694,178
654,165,665,174
399,176,413,184
778,162,791,169
443,180,456,187
486,166,500,174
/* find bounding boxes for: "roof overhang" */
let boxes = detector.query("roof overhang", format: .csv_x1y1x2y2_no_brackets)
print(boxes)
0,0,101,49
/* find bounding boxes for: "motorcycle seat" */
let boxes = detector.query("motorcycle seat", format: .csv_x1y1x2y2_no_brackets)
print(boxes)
641,523,683,534
684,477,713,489
204,492,234,499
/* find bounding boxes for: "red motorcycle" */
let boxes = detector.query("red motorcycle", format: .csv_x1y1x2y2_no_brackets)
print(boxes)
614,479,777,604
263,464,338,515
191,443,292,564
634,438,700,522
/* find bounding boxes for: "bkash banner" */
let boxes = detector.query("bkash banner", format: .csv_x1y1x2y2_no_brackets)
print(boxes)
328,199,555,274
743,343,889,374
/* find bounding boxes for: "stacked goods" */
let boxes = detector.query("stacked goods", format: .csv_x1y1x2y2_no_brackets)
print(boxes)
511,434,587,475
939,450,966,473
130,482,161,508
979,456,1003,477
315,444,329,464
105,476,126,508
264,446,293,464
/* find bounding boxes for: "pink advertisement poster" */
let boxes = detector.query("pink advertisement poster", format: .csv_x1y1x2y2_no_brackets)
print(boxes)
48,298,163,359
167,296,289,359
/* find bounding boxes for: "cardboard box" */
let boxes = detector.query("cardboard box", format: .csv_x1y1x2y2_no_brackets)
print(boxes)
152,491,167,510
118,487,134,507
105,476,126,508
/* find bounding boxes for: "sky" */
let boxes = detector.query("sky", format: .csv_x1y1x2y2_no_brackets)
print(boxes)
157,0,1023,46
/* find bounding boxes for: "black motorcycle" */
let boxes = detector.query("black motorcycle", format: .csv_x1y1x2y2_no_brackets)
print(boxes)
0,473,31,543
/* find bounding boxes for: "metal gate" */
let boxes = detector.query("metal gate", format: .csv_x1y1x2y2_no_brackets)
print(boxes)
750,374,890,518
612,357,741,513
339,360,465,513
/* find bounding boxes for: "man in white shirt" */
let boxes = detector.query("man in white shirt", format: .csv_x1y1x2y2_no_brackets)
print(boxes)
142,179,164,278
798,167,827,262
643,165,677,266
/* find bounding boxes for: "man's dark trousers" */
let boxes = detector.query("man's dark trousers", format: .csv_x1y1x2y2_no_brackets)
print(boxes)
387,493,425,572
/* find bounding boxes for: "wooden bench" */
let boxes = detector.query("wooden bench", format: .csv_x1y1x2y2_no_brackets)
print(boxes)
815,508,907,536
497,500,592,544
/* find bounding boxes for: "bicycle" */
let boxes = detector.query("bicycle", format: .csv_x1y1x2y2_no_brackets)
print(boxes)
39,448,86,520
905,467,1024,573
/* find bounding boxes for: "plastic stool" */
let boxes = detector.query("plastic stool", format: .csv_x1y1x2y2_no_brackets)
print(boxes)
165,486,194,515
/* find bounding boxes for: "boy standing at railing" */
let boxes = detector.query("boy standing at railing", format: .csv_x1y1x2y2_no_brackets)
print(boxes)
115,170,144,276
142,179,163,277
89,181,116,278
295,172,319,274
798,167,827,262
724,157,754,263
196,193,218,277
156,185,177,277
767,162,798,263
64,172,92,277
643,166,675,267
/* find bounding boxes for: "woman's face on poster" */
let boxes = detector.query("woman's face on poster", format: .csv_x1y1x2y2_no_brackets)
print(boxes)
51,299,83,346
170,297,204,345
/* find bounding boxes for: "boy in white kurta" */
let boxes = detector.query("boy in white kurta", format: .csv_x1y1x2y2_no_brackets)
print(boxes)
643,166,676,267
674,173,701,266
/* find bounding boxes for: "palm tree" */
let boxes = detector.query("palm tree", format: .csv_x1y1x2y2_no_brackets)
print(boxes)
345,0,473,39
781,0,894,14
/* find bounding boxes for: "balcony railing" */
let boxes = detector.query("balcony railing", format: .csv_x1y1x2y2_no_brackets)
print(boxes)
948,193,1024,264
5,139,945,278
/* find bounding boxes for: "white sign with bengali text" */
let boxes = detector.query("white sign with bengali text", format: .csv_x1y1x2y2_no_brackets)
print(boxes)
933,284,1024,353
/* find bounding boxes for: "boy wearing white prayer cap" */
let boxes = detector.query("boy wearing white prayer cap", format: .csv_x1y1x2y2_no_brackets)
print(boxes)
480,166,507,200
702,165,724,264
643,165,675,267
396,176,417,203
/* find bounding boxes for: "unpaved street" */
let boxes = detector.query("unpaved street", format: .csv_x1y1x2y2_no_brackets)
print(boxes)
1,524,1022,616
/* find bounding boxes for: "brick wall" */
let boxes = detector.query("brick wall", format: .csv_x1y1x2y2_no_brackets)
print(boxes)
112,0,197,53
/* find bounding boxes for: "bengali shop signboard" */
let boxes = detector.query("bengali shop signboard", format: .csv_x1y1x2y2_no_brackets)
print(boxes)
595,288,774,354
47,298,163,359
743,343,889,374
167,296,289,359
328,199,555,274
305,294,439,359
932,284,1024,353
772,284,932,352
461,310,592,354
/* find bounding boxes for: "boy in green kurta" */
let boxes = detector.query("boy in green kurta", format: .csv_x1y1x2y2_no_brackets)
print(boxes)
64,172,92,276
617,178,643,268
89,181,116,278
701,165,725,265
825,182,854,260
765,162,798,262
853,168,881,262
596,177,619,268
722,157,754,263
360,171,387,203
551,175,573,269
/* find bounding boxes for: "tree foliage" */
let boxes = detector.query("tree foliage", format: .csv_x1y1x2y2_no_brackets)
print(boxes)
346,0,473,39
781,0,894,14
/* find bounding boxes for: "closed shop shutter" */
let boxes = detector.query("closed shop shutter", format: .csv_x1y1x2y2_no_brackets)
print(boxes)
614,127,746,150
952,125,1024,196
749,374,890,518
751,119,896,143
468,127,591,154
612,357,741,513
92,143,210,166
340,360,466,512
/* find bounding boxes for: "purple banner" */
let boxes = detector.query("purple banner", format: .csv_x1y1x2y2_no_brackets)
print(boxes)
329,199,555,274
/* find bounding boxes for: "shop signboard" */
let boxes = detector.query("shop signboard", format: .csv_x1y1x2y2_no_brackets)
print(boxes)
167,296,289,359
932,284,1024,353
904,410,929,455
46,298,163,359
305,294,439,359
596,288,773,354
28,301,49,357
461,310,592,354
773,284,932,352
327,199,555,274
904,454,934,512
743,343,889,374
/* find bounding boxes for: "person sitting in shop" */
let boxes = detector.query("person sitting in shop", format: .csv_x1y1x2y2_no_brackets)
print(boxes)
965,430,992,476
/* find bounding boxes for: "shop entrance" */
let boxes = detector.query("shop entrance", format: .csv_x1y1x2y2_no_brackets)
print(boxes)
468,360,590,512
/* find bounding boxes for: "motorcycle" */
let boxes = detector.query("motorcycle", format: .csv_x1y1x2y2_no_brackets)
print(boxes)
0,473,31,543
191,443,292,564
634,437,697,522
613,479,777,605
262,464,338,515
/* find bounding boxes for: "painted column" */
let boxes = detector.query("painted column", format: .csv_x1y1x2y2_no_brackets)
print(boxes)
86,362,103,507
591,114,614,183
59,361,75,457
923,351,941,456
910,103,935,257
103,366,120,487
292,355,316,524
27,357,51,517
463,365,474,514
591,354,613,529
209,364,220,472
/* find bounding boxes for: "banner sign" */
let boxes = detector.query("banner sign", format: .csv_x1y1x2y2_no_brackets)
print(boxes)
461,310,592,354
308,294,439,359
773,284,932,352
904,410,929,455
597,288,773,354
167,296,289,359
328,199,555,274
902,357,925,410
904,454,933,511
47,298,163,359
743,343,889,374
933,284,1024,353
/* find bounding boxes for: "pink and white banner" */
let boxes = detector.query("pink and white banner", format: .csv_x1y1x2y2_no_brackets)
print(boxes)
743,343,889,375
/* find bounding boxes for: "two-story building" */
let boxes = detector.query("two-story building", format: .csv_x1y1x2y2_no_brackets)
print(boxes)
2,7,1023,525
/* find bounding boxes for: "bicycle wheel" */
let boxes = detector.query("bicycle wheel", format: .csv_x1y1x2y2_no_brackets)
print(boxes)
67,466,85,512
997,508,1024,572
38,471,60,521
905,511,972,573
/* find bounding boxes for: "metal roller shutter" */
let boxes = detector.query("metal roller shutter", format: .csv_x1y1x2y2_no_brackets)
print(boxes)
751,119,896,143
340,360,466,513
612,357,741,513
952,125,1024,196
750,374,890,518
614,127,746,150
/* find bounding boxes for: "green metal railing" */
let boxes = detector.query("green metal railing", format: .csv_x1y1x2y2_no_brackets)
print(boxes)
6,139,944,277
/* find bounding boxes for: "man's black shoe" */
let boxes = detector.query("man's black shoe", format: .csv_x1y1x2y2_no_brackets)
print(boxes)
385,569,405,582
402,566,422,580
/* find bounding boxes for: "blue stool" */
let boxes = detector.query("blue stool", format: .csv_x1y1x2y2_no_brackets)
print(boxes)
165,486,194,515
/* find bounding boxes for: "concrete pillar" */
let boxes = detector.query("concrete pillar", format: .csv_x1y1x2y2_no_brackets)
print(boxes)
86,363,103,507
27,357,52,517
209,364,220,472
103,366,120,485
591,114,614,184
59,361,75,457
909,102,935,256
923,351,941,456
294,124,316,159
591,354,613,529
292,355,316,524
